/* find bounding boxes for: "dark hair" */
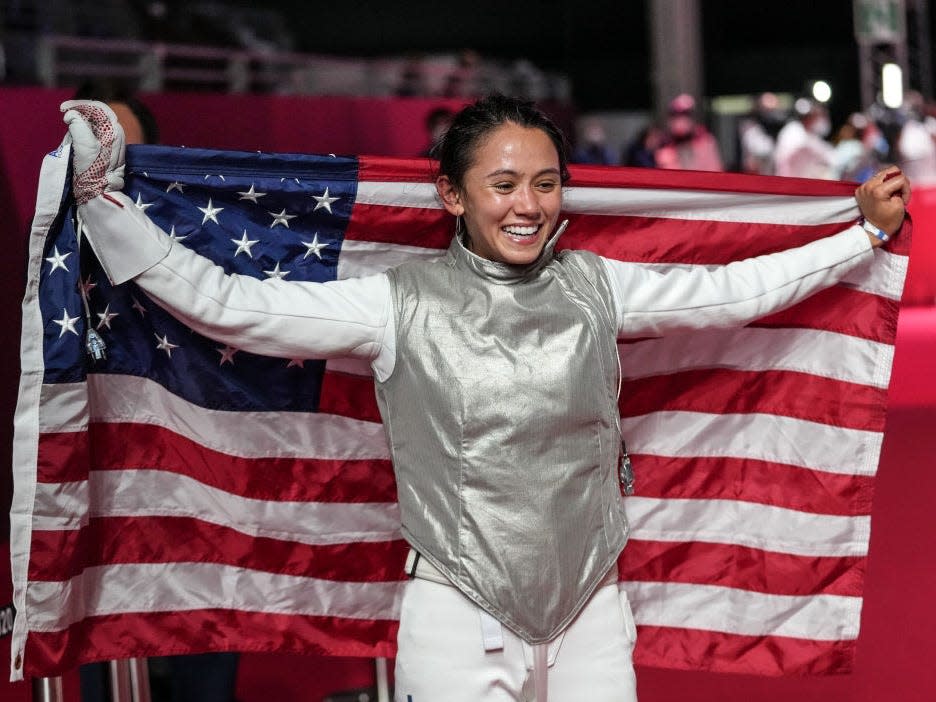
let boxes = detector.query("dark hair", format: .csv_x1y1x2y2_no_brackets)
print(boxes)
432,94,570,190
73,79,160,145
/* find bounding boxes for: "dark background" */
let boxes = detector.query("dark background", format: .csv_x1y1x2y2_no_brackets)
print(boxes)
269,0,866,116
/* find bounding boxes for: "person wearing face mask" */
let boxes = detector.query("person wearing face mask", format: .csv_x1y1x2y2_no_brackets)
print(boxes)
653,93,724,171
774,97,836,179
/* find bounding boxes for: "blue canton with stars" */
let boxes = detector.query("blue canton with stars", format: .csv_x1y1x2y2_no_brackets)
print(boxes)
40,144,362,412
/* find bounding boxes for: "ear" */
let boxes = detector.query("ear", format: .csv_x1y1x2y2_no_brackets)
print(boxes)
436,176,464,217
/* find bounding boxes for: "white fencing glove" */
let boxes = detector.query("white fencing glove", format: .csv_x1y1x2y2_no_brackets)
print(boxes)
60,100,126,204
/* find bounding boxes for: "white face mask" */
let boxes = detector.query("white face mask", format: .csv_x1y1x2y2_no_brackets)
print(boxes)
810,117,831,138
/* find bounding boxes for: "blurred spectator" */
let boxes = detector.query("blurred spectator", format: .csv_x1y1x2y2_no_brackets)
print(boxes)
654,93,723,171
738,92,786,175
832,112,885,182
572,118,617,165
422,106,455,157
896,92,936,185
622,124,664,168
443,49,484,98
774,97,835,179
397,55,428,97
73,79,159,145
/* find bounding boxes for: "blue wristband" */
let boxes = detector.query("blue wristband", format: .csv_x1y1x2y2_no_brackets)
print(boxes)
860,218,890,242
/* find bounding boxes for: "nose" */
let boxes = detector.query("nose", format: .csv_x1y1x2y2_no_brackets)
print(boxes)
513,184,539,217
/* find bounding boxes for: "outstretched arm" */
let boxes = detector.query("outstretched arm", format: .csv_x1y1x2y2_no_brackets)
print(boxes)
62,101,395,375
601,167,910,337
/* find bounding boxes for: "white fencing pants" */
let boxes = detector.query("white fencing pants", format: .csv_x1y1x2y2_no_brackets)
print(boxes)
393,574,638,701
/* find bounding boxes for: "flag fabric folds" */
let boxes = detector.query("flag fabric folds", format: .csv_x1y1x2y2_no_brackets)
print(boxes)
11,141,909,681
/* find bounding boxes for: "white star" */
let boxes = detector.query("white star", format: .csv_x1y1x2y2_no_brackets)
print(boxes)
237,184,267,203
154,332,179,357
96,304,119,330
217,345,238,365
268,208,297,228
166,181,186,193
167,225,188,242
286,359,305,368
45,246,71,274
78,275,97,298
198,198,224,225
302,233,328,260
53,308,80,338
263,261,290,280
312,187,340,213
131,296,147,317
134,193,154,211
231,230,260,258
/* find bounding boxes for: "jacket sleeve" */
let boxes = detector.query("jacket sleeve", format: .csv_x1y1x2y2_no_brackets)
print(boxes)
599,224,874,337
78,192,395,375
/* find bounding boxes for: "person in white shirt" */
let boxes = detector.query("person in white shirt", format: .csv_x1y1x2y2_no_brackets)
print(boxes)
774,97,836,179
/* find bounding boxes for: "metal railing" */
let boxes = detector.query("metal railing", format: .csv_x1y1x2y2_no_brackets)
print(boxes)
31,34,571,101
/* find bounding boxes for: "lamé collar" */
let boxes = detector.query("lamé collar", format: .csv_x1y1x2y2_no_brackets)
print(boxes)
449,220,569,284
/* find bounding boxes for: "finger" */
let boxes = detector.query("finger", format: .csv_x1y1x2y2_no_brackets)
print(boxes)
62,109,96,141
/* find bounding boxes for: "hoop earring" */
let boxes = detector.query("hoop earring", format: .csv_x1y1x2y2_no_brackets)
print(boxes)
455,214,465,239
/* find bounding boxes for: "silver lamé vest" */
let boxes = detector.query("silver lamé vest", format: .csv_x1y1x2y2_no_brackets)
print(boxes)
376,232,629,643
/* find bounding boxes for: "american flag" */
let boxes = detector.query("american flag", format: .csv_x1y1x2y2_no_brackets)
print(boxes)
10,141,909,681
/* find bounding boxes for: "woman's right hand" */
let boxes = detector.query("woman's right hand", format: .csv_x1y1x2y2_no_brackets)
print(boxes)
60,100,126,204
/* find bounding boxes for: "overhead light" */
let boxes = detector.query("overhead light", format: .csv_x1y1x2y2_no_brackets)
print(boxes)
882,63,903,108
812,80,832,103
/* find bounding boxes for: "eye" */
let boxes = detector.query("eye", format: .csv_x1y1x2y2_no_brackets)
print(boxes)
492,182,515,193
536,179,559,192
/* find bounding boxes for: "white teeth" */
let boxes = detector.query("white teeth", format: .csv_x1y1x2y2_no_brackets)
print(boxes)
503,225,539,236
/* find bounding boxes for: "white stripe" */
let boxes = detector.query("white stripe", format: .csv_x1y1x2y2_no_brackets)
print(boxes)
31,469,402,543
39,375,390,460
563,187,857,224
355,181,442,210
621,410,883,476
337,239,444,278
31,480,89,531
25,562,404,632
840,248,909,300
625,497,869,557
624,581,861,640
11,142,73,680
356,181,858,226
619,326,894,389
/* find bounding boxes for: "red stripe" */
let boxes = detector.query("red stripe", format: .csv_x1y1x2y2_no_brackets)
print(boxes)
621,368,887,432
632,625,855,675
23,608,399,680
558,214,851,264
29,517,408,582
618,541,865,597
319,370,382,423
751,286,899,342
344,202,450,248
566,163,860,197
80,423,397,503
358,155,438,183
629,453,873,516
36,430,89,484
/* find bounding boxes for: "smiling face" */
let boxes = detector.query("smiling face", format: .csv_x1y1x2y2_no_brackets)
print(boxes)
436,122,563,265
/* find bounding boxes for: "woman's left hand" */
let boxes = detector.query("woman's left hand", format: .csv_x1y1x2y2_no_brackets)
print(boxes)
855,167,911,246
